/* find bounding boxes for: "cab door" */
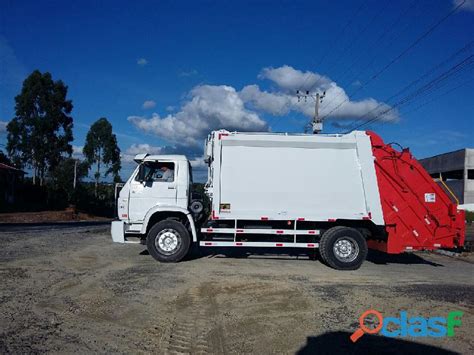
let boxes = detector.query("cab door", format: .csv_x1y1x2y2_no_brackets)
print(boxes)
128,161,177,222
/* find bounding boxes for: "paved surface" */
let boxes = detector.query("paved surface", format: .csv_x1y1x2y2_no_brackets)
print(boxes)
0,225,473,354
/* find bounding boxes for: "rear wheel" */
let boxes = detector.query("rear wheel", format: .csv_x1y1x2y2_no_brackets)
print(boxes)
319,226,367,270
147,219,191,262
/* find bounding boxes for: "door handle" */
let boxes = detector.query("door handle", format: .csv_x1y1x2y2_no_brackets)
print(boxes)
168,186,176,190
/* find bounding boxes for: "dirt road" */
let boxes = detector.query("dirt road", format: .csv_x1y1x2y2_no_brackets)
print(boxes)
0,225,473,354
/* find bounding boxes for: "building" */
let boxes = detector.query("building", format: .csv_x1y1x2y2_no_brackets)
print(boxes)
419,148,474,205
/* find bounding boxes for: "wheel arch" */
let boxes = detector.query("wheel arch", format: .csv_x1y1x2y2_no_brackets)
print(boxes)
321,219,386,241
141,206,197,242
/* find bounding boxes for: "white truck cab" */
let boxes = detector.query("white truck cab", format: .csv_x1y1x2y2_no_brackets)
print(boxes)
111,154,200,261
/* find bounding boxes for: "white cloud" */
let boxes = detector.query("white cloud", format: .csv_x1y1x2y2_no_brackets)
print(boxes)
128,85,268,147
240,85,292,116
179,69,198,77
0,120,8,133
128,65,398,149
241,66,399,122
72,145,84,159
137,58,148,66
454,0,474,12
259,65,332,92
166,105,175,112
142,100,156,109
122,143,163,163
189,156,206,169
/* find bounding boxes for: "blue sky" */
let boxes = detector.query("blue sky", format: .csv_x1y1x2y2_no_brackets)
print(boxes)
1,0,473,181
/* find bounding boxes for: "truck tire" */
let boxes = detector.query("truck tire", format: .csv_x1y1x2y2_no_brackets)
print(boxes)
319,226,367,270
147,220,191,263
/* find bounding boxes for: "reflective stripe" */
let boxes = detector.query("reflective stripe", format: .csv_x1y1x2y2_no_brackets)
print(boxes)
200,228,320,235
199,241,319,248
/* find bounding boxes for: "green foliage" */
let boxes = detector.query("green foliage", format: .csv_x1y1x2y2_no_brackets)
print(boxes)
2,179,116,217
6,70,74,185
0,150,12,165
49,158,89,201
466,210,474,224
1,70,119,217
74,182,116,217
2,179,68,212
83,117,121,192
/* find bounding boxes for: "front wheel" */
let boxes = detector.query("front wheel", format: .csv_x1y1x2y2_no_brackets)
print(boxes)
147,220,191,262
319,226,367,270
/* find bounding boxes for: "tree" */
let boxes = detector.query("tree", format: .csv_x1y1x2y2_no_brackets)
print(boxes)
0,151,12,165
83,117,121,195
50,157,89,202
6,70,74,185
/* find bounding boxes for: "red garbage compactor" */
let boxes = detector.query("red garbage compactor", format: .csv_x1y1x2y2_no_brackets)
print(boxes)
366,131,465,254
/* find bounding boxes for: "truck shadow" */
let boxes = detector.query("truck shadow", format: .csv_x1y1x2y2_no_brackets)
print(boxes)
140,247,319,262
297,331,456,354
140,248,443,266
366,250,443,267
188,247,319,262
182,248,444,266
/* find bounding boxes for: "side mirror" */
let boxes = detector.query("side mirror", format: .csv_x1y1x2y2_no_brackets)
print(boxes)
137,164,146,182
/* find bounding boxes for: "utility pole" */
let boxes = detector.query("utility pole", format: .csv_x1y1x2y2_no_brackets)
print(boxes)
297,90,326,134
73,159,77,189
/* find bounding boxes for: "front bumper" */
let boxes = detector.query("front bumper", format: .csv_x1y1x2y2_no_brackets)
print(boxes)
111,220,125,243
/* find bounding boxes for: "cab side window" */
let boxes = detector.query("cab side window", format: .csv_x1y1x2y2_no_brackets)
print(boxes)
136,162,175,182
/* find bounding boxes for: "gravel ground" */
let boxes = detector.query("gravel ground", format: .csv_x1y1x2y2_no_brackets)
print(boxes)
0,225,473,354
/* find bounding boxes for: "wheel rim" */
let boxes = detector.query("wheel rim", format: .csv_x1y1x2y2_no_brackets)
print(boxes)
333,236,359,263
155,228,181,255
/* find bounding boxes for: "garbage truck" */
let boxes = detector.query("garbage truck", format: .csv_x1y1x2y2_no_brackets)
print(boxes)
111,130,465,270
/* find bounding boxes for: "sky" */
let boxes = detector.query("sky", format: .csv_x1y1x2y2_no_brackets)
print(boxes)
1,0,473,181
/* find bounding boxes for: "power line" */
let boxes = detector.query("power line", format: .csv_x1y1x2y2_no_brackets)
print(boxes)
387,40,474,103
316,1,367,69
341,39,474,132
345,54,474,132
297,1,367,92
319,0,466,122
313,0,421,124
334,0,419,86
356,76,474,132
346,56,474,132
400,76,474,117
322,0,392,80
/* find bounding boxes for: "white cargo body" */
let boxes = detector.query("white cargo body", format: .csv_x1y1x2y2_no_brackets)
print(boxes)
111,129,464,270
205,130,384,225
